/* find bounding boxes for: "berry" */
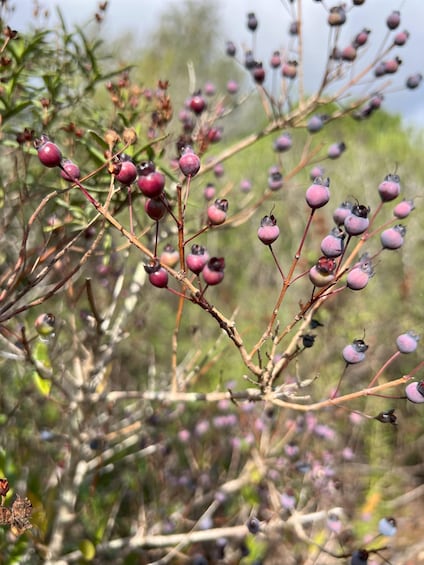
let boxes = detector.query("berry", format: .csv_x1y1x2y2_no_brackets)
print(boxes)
386,10,401,30
207,126,223,143
344,204,370,236
305,176,330,209
396,330,419,353
288,21,299,36
252,62,266,84
203,183,216,201
137,170,165,198
144,197,168,220
203,257,225,285
353,28,370,48
226,41,236,57
213,163,225,178
327,142,346,159
374,62,386,77
351,549,369,565
309,256,337,287
34,313,56,337
186,244,209,275
347,256,374,290
328,6,346,26
405,381,424,404
267,166,283,191
343,338,368,364
60,159,80,181
320,227,345,258
378,174,401,202
378,517,397,537
384,57,401,74
35,135,62,168
246,516,260,534
247,12,258,32
307,115,327,133
394,29,409,46
189,91,207,115
116,158,137,185
406,73,422,89
380,224,406,250
333,201,353,226
179,146,201,177
310,165,325,181
270,51,281,68
207,198,228,225
240,179,252,193
342,45,357,62
160,244,179,268
244,50,256,70
369,92,384,109
144,261,168,288
226,80,239,94
273,133,292,152
393,199,414,219
204,81,216,96
282,61,297,79
258,214,280,245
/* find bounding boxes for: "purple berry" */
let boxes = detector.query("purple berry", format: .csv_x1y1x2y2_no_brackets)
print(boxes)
327,142,346,159
258,214,280,245
273,132,292,152
247,12,258,32
309,256,337,287
378,173,400,202
267,166,283,191
252,62,266,84
333,201,353,226
378,517,397,537
179,146,201,177
207,198,228,225
320,227,345,258
406,73,422,89
144,197,168,220
144,261,168,288
374,62,387,77
204,81,216,96
396,330,419,353
393,199,414,219
246,516,260,534
288,21,299,36
307,115,326,133
347,256,374,290
344,204,370,236
343,338,368,364
380,224,406,249
244,50,256,70
186,244,209,275
386,10,401,30
305,177,330,209
35,135,62,168
270,50,281,68
405,381,424,404
60,159,80,181
203,257,225,286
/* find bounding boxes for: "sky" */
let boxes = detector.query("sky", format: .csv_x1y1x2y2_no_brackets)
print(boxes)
6,0,424,128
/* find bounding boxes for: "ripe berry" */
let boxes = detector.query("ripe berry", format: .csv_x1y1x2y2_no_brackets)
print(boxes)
309,256,337,287
267,166,283,191
35,135,62,168
258,214,280,245
240,179,252,193
378,173,400,202
226,41,236,57
144,197,168,220
320,227,345,258
213,163,225,178
204,81,216,96
252,62,266,84
406,73,422,89
189,91,207,115
328,6,346,26
342,45,357,62
226,80,239,94
137,169,165,198
244,50,256,70
144,261,168,288
305,176,330,209
343,338,368,364
116,158,137,185
247,12,258,32
160,244,179,268
246,516,260,534
350,549,369,565
384,57,401,74
396,330,419,353
179,146,201,177
203,257,225,285
405,381,424,404
207,198,228,225
307,115,327,133
344,204,370,236
347,256,374,290
386,10,401,30
378,517,397,537
207,126,223,143
60,159,80,181
203,183,216,201
374,62,387,77
327,142,346,159
380,224,406,250
394,30,409,46
282,61,297,79
273,132,292,152
270,50,281,68
310,165,325,181
353,28,370,47
186,244,209,275
333,201,353,226
393,199,414,219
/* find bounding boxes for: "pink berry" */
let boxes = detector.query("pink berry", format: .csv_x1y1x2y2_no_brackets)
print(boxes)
393,199,414,219
226,80,239,94
240,179,252,193
384,57,402,74
204,82,216,96
327,142,346,159
347,263,373,291
333,201,353,226
396,331,419,353
342,338,368,364
268,166,283,191
270,50,281,68
405,381,424,403
282,61,297,79
258,215,280,245
378,174,400,202
273,132,292,152
189,91,207,115
394,30,409,46
213,163,224,178
203,257,225,286
342,45,357,62
380,224,406,249
309,256,337,287
207,198,228,225
35,135,62,168
353,28,370,47
344,204,370,236
179,146,201,177
305,177,330,209
320,227,345,258
60,159,80,181
186,244,209,275
310,165,325,181
203,183,216,201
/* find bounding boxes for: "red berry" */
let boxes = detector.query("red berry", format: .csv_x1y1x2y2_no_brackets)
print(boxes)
252,62,266,84
35,135,62,168
116,159,137,185
60,159,80,181
203,257,225,286
144,262,168,288
179,147,201,177
137,171,165,198
144,197,168,220
189,92,207,115
305,177,330,209
207,198,228,225
258,215,280,245
186,244,209,275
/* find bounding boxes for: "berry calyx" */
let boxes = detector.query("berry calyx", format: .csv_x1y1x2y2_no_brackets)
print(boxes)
179,146,201,177
207,198,228,225
305,176,330,209
203,257,225,286
378,173,400,202
258,214,280,245
35,135,62,168
396,330,419,353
